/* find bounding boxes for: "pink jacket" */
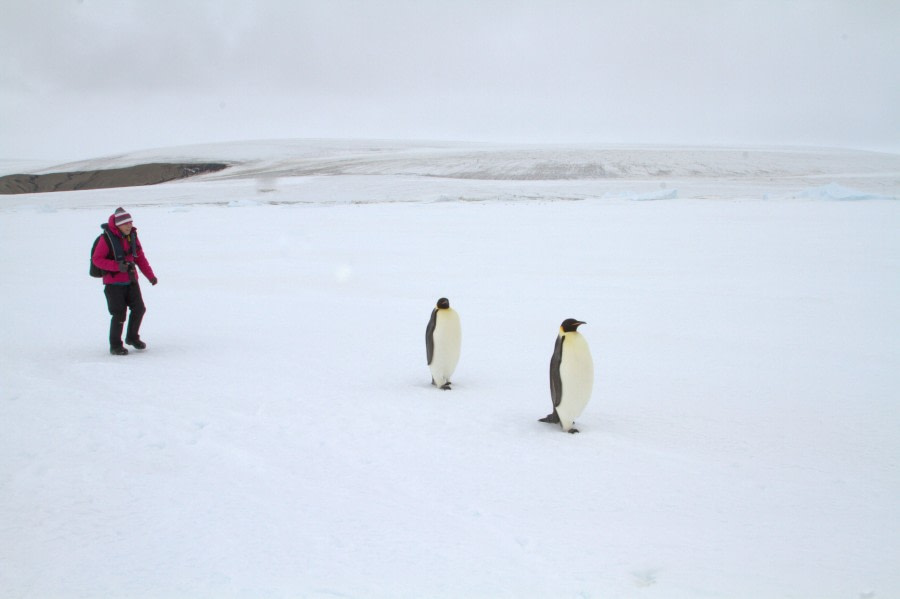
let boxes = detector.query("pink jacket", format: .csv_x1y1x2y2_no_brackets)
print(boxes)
92,214,156,285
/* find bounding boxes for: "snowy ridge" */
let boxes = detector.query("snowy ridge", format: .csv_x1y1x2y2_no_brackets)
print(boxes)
2,139,898,204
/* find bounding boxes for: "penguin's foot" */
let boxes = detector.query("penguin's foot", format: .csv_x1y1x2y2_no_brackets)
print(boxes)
440,382,452,390
538,412,560,423
567,427,580,434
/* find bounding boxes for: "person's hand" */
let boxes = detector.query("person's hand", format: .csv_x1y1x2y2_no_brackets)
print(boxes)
117,262,130,272
149,277,158,286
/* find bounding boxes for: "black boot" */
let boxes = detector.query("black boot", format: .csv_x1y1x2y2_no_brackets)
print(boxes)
109,317,127,355
125,337,146,350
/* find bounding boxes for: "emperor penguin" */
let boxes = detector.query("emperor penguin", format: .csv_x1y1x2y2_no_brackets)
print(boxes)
540,318,594,433
425,297,461,390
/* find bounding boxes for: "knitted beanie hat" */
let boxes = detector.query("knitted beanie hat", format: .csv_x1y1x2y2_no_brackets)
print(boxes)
114,207,133,226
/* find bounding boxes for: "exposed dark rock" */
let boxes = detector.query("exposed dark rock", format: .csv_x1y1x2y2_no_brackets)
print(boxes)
0,162,229,194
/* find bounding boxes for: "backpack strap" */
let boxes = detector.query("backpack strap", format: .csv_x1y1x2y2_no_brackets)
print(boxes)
100,224,127,262
130,230,141,257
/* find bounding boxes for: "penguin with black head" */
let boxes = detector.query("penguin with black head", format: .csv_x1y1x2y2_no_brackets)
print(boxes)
425,297,461,390
540,318,594,433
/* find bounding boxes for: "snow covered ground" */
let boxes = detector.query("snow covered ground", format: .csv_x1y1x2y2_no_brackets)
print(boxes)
1,141,899,598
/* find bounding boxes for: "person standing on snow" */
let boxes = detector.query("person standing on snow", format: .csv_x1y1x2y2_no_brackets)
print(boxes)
91,207,158,355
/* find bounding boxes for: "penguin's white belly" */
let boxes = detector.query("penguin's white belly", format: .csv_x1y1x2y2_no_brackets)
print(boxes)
557,334,593,431
430,310,461,386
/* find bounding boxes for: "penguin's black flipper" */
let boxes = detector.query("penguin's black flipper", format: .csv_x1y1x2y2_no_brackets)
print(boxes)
425,308,438,365
538,411,560,423
549,335,564,408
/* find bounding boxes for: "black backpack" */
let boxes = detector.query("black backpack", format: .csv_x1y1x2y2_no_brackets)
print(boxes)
89,225,136,277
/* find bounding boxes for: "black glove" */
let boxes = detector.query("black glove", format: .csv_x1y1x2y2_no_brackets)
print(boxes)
149,277,158,286
117,262,130,272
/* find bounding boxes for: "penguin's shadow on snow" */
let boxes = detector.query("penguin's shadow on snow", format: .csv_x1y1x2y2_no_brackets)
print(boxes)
408,375,604,437
415,381,462,392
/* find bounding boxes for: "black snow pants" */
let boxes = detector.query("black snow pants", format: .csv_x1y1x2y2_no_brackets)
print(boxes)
104,282,146,348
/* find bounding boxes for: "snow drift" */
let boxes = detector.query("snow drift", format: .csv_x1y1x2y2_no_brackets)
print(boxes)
1,140,898,598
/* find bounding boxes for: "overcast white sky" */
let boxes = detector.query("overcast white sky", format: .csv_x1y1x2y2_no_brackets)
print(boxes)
2,0,898,160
